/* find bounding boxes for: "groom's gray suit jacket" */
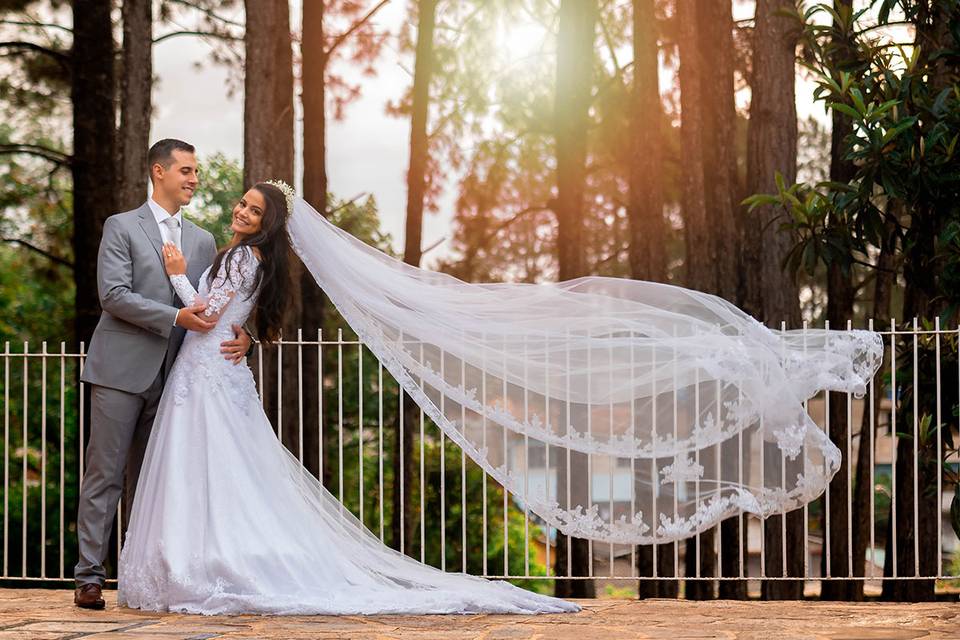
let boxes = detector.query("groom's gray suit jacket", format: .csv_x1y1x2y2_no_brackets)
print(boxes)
80,202,217,393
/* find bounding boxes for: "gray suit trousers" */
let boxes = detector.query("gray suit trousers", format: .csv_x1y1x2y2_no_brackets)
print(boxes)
74,371,164,586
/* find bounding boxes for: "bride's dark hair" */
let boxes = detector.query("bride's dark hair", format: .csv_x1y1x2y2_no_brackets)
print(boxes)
207,182,291,343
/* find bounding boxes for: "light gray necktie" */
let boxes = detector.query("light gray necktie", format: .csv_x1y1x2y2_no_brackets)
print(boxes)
161,216,181,249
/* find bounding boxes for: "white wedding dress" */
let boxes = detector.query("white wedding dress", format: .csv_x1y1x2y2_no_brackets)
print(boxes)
117,245,579,615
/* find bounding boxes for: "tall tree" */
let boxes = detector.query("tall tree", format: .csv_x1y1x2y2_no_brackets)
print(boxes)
630,0,677,599
552,0,598,599
676,0,717,600
746,0,803,601
73,0,116,346
116,0,152,211
395,0,438,553
301,1,389,484
696,0,747,600
627,0,667,283
244,0,297,449
819,0,859,602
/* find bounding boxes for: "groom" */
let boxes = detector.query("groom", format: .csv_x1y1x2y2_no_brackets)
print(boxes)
74,138,251,609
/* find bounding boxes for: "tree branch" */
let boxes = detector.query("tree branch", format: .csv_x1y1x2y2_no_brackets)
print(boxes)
480,205,551,245
153,30,242,44
0,19,72,35
166,0,244,28
0,41,70,68
0,143,71,166
326,0,391,57
1,237,74,269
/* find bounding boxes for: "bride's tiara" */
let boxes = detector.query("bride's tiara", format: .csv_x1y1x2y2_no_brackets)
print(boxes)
264,179,295,218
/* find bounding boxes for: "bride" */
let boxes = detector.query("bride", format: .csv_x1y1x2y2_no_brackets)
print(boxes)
118,181,579,615
119,179,883,615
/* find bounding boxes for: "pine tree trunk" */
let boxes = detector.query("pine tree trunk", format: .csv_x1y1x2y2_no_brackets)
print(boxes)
73,0,117,347
627,0,666,283
746,0,803,600
629,0,677,599
676,0,717,600
396,0,437,554
117,0,152,212
300,0,328,481
244,0,298,450
552,0,598,599
696,1,747,598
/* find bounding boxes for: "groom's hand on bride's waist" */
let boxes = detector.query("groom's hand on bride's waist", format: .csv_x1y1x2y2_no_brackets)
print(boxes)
176,303,216,333
220,324,252,365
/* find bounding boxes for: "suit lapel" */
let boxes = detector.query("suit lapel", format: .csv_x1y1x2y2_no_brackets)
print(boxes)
137,203,164,264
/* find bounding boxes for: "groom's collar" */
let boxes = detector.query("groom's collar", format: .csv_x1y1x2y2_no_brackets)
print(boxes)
147,197,183,227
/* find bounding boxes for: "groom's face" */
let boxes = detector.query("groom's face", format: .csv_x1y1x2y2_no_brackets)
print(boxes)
153,149,198,208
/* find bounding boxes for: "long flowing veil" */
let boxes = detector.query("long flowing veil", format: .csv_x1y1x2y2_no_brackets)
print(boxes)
287,196,883,545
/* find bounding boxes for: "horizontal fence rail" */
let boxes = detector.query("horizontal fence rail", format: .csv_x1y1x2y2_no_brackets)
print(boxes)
1,320,959,596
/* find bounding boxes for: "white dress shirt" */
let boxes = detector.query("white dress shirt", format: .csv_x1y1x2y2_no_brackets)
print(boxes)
148,197,183,248
148,198,184,326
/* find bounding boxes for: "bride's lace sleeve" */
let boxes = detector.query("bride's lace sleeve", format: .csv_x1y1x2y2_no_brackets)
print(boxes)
201,246,258,319
169,275,200,308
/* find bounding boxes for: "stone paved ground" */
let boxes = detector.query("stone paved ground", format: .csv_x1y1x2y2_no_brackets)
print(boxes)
0,589,957,639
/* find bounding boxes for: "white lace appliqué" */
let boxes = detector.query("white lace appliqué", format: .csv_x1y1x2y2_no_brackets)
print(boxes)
168,246,261,415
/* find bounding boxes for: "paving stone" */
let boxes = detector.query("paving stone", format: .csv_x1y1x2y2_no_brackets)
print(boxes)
0,589,956,639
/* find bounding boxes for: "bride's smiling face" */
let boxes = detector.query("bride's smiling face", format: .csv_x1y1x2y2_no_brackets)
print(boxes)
231,189,265,238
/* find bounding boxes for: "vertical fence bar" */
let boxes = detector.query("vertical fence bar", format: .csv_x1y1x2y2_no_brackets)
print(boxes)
672,325,679,577
868,318,876,577
911,317,919,577
378,359,385,542
846,319,853,577
419,340,426,565
440,346,446,571
277,332,283,441
79,342,85,500
586,328,593,579
890,318,898,577
501,338,508,576
40,341,47,578
935,316,943,578
358,341,364,528
802,321,809,579
460,341,467,573
824,320,831,578
629,329,636,577
257,341,264,407
481,332,488,577
21,341,28,577
649,333,657,579
544,330,552,578
318,329,324,484
607,334,614,578
338,329,344,506
398,331,405,555
694,343,702,579
759,356,766,579
297,330,304,465
565,327,572,577
522,335,529,578
738,380,744,580
59,343,65,579
3,341,8,577
779,322,786,577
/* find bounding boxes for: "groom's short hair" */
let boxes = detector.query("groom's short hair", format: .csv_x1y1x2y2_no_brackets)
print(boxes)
148,138,195,172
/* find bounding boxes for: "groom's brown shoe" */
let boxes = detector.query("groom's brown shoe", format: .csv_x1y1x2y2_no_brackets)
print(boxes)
74,583,105,610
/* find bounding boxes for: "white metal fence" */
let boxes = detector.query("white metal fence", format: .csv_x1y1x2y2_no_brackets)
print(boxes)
1,320,958,593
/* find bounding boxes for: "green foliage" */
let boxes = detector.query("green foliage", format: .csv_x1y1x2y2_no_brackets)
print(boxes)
747,2,960,316
189,153,245,245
